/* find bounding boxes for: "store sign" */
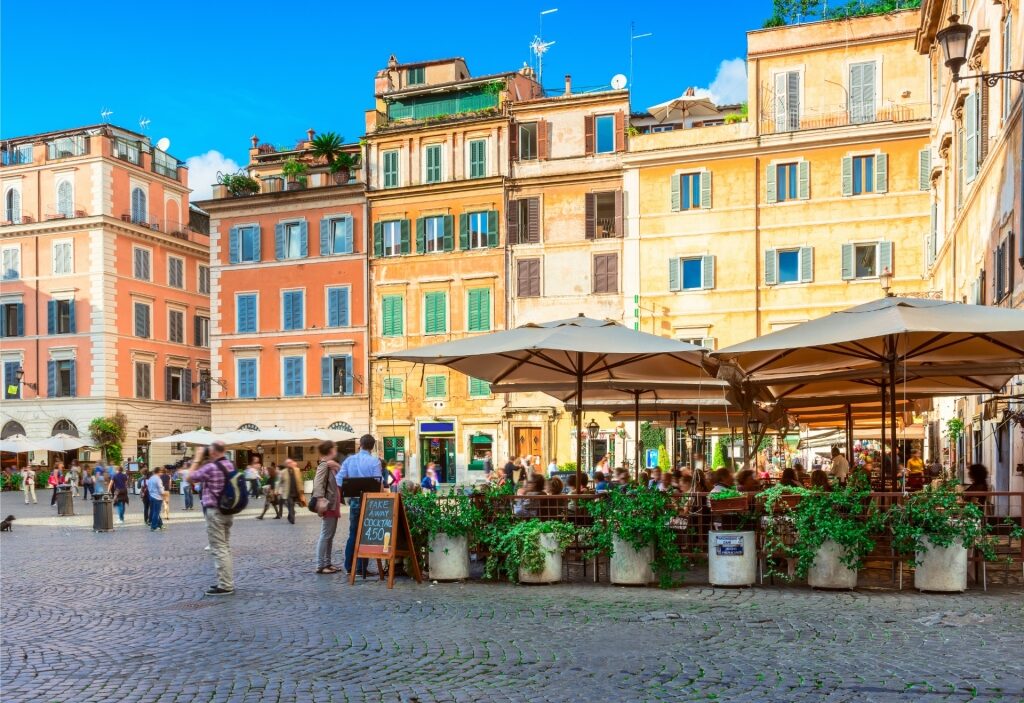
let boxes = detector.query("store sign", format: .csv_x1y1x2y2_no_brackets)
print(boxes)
420,421,454,434
645,449,659,468
714,533,745,557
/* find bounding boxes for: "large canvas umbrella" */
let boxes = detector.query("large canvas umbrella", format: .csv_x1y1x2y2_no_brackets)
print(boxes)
0,434,41,454
378,315,709,485
36,434,91,452
714,297,1024,485
151,429,224,445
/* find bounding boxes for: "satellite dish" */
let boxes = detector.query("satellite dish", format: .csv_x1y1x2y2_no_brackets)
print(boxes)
156,137,171,152
611,74,628,90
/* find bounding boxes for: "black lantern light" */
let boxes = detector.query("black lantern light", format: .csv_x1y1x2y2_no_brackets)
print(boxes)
936,16,972,79
685,414,698,439
746,417,765,438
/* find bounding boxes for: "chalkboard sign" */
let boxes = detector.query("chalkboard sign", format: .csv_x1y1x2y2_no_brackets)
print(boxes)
349,493,422,589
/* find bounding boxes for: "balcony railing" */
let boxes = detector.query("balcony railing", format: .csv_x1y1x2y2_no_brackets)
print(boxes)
43,206,89,221
760,102,930,135
46,136,88,160
1,146,33,167
112,138,142,165
152,159,180,180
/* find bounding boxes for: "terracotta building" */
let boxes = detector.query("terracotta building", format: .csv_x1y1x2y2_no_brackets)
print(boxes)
0,124,209,465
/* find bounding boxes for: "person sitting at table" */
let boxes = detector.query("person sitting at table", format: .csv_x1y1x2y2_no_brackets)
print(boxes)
545,476,564,496
735,469,761,493
779,467,800,488
709,468,734,494
592,471,609,492
792,461,808,486
964,464,990,505
810,469,831,491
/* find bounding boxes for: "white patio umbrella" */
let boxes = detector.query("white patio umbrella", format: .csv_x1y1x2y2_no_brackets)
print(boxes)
0,434,41,454
305,427,358,443
647,94,721,123
36,434,91,452
151,429,224,445
220,427,314,446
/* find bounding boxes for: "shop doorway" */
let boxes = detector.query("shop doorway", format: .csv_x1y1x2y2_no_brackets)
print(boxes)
421,436,456,483
514,427,542,463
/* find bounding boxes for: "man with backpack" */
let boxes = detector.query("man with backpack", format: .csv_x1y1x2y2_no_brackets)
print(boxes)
188,441,245,596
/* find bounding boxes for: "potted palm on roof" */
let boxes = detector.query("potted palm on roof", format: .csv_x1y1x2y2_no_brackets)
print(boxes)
310,131,358,184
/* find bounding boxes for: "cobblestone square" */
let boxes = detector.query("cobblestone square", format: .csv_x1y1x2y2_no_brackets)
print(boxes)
1,493,1022,703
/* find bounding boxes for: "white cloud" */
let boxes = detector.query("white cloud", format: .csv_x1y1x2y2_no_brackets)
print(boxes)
694,58,748,105
185,150,241,201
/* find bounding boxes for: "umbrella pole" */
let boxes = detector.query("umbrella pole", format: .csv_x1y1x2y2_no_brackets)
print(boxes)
889,356,898,491
880,381,888,489
845,404,853,466
671,411,679,470
634,391,641,481
575,353,583,490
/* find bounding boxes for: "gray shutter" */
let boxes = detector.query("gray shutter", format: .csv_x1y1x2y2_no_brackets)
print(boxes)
841,156,853,197
194,315,201,345
373,222,383,257
797,161,809,199
415,217,426,254
878,241,893,275
47,360,56,397
321,356,332,395
68,300,76,333
670,175,681,211
298,220,308,257
874,153,888,193
343,354,353,395
918,149,931,191
701,255,715,290
252,225,261,261
786,71,800,130
507,200,520,243
926,202,937,268
229,226,239,264
339,288,350,327
764,249,777,285
841,244,854,280
965,92,978,182
400,219,411,254
766,164,777,204
68,360,76,397
799,246,813,283
584,193,596,239
700,170,711,208
182,368,192,403
165,367,172,401
459,213,469,249
47,300,56,334
443,215,454,251
668,257,681,292
275,223,285,259
320,218,330,255
774,73,787,132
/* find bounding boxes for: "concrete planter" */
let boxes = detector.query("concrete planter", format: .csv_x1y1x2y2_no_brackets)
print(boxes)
807,540,858,589
518,533,562,584
610,535,654,585
914,537,967,592
428,533,470,581
303,479,314,494
708,530,756,586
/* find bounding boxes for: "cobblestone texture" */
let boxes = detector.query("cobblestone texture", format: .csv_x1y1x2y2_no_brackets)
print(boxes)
2,493,1023,703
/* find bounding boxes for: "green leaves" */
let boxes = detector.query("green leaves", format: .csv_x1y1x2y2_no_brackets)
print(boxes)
310,131,345,164
482,519,575,582
404,488,484,545
888,482,997,563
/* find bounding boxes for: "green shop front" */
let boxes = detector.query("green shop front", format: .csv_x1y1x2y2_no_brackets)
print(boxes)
417,420,495,485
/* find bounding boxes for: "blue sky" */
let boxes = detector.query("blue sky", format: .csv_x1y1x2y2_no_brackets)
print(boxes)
1,0,765,196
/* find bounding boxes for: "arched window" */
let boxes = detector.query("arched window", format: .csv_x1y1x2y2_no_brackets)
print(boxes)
56,181,73,218
237,423,260,432
4,188,20,224
1,420,26,439
329,421,354,433
52,419,79,437
130,187,147,224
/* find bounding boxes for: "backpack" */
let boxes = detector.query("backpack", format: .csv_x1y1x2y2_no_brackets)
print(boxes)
215,459,249,515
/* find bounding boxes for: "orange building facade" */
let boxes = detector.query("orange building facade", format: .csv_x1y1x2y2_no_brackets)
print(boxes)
1,125,210,465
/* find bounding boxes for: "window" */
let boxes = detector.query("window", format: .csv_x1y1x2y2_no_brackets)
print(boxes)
282,290,304,331
130,187,147,224
47,135,86,159
48,359,76,398
773,70,801,132
134,302,151,338
113,137,140,164
1003,15,1013,120
668,256,715,291
166,366,187,402
283,356,304,397
848,62,876,124
321,216,354,255
469,377,491,398
153,150,177,180
466,211,491,249
381,295,404,336
382,150,400,188
469,139,487,178
381,220,404,257
467,288,491,332
383,376,404,401
843,154,887,196
680,337,716,351
198,265,210,294
168,256,184,288
407,66,425,85
2,246,20,280
231,225,261,263
133,247,151,280
765,247,813,285
424,291,447,335
424,144,443,183
4,188,20,224
236,293,257,333
47,299,76,334
994,233,1015,302
135,361,152,399
0,301,24,337
3,361,20,399
237,358,257,398
195,315,210,347
56,180,73,218
776,163,797,202
383,436,405,462
671,172,711,211
509,197,540,244
518,123,537,160
516,258,541,298
853,155,874,195
276,221,306,260
425,374,447,399
322,355,353,396
595,115,615,153
420,215,448,253
53,240,73,275
169,309,184,343
592,253,618,294
586,191,622,239
326,286,350,327
841,241,893,280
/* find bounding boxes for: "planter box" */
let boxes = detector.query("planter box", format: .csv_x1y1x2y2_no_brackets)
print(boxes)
914,537,967,592
807,540,858,589
710,495,750,514
708,530,756,586
302,479,314,494
773,494,803,512
610,535,654,585
428,533,469,581
518,533,562,584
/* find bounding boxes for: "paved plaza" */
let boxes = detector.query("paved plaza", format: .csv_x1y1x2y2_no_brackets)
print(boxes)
1,492,1022,703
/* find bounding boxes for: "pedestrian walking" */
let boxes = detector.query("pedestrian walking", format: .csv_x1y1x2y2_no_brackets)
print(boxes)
67,462,81,498
187,442,236,596
420,464,439,492
311,441,342,574
49,463,65,506
138,469,151,523
337,434,383,576
244,457,262,499
81,468,95,500
146,468,165,531
111,465,130,523
279,459,306,524
20,465,37,504
93,466,108,496
160,465,172,523
256,464,283,520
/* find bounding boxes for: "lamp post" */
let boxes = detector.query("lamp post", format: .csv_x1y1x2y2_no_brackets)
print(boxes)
14,366,37,392
586,418,599,471
746,417,765,468
937,16,1024,84
685,414,698,470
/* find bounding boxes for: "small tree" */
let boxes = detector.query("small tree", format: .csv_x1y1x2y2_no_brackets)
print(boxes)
89,413,127,463
657,444,670,471
712,439,730,469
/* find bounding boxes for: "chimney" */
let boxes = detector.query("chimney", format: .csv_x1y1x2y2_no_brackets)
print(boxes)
564,74,572,96
250,134,259,148
306,128,315,142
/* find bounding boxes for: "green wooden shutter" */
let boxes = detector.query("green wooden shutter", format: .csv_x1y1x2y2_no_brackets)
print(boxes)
668,257,681,292
841,156,853,197
919,149,931,191
964,92,978,182
878,241,893,275
701,255,715,290
459,213,469,250
415,217,426,254
670,175,681,211
443,215,454,251
874,153,888,193
799,246,813,283
400,219,411,254
841,244,854,280
468,288,490,332
373,222,383,257
764,249,777,285
797,161,810,199
700,170,712,208
766,164,777,203
425,374,447,399
487,210,498,248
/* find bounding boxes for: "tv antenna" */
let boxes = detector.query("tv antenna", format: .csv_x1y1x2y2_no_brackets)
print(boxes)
139,117,151,131
532,7,558,87
629,21,653,106
100,108,113,122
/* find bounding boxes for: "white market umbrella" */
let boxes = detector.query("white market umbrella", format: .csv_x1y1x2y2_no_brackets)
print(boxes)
36,434,91,452
151,429,224,445
647,94,721,123
305,427,358,443
0,434,41,454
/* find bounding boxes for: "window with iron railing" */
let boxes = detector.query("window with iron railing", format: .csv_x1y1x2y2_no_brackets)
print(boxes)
2,145,32,166
113,138,141,165
46,136,87,160
152,149,179,180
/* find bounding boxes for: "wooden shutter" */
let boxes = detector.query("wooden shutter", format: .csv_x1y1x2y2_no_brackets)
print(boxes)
841,156,853,197
517,258,540,297
15,303,24,336
878,241,893,275
443,215,454,251
321,356,332,395
468,289,490,331
797,161,810,199
373,222,383,257
670,175,681,212
320,218,330,256
764,249,777,285
251,225,261,261
584,193,596,239
298,220,308,257
919,150,932,191
614,111,625,152
593,254,618,293
67,360,76,397
400,219,411,254
841,244,854,280
979,84,989,163
700,171,712,209
487,210,499,247
341,217,353,253
459,213,470,250
47,360,56,397
799,246,814,283
613,191,623,238
68,299,76,333
526,197,540,243
668,257,681,292
965,92,978,182
507,200,520,244
701,255,715,289
509,122,518,161
584,115,595,154
415,217,426,254
774,73,787,132
165,367,172,401
766,164,777,204
275,223,286,259
538,121,549,160
182,368,192,403
229,226,239,264
47,300,55,334
593,255,606,293
874,153,888,193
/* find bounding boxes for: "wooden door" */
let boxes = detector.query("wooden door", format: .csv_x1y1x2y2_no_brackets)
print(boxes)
514,427,542,462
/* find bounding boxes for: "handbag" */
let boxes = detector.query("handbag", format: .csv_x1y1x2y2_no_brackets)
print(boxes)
308,462,329,516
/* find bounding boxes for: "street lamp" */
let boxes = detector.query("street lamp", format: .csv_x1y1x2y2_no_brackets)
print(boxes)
685,415,698,469
747,417,765,438
14,366,36,391
879,268,893,297
587,418,599,469
937,16,1024,84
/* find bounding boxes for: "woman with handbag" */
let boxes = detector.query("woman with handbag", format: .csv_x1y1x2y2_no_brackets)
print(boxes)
310,441,342,574
257,464,283,520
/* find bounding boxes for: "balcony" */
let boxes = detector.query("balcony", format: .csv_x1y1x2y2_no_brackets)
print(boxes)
43,206,89,221
152,150,180,181
46,136,88,161
759,102,930,135
112,138,143,165
1,145,33,167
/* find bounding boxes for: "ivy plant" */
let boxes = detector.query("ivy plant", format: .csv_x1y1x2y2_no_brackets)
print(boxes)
404,488,483,549
482,519,575,582
887,481,997,564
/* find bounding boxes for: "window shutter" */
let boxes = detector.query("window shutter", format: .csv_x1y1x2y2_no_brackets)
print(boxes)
841,243,854,280
165,366,172,401
773,73,787,131
68,299,76,333
613,191,624,238
424,292,436,333
135,303,145,337
527,197,540,243
701,255,715,289
786,71,800,130
766,164,777,204
1,306,7,336
135,363,144,398
614,111,625,152
764,249,777,285
194,315,201,345
799,246,813,283
328,289,339,327
15,304,23,336
509,122,518,161
878,241,893,275
700,170,712,209
47,360,56,397
874,153,888,193
584,115,594,154
47,300,56,334
373,222,383,257
321,356,332,395
229,227,240,264
339,288,350,327
668,257,681,292
298,220,308,257
400,219,411,254
459,213,470,250
841,156,853,197
670,175,681,212
584,193,596,239
68,360,76,397
469,289,490,331
507,200,520,243
320,218,330,256
797,160,810,200
487,210,499,247
443,215,454,251
926,202,937,268
275,223,285,259
342,355,353,395
965,92,978,182
538,120,550,160
342,217,353,253
919,149,932,191
251,225,261,261
979,84,989,163
182,368,192,403
593,255,606,293
415,217,426,254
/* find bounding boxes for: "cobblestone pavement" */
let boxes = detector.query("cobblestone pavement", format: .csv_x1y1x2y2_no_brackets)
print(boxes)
2,492,1023,703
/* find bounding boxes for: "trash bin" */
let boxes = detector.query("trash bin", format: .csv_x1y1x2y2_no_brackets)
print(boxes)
56,484,75,516
93,494,114,532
